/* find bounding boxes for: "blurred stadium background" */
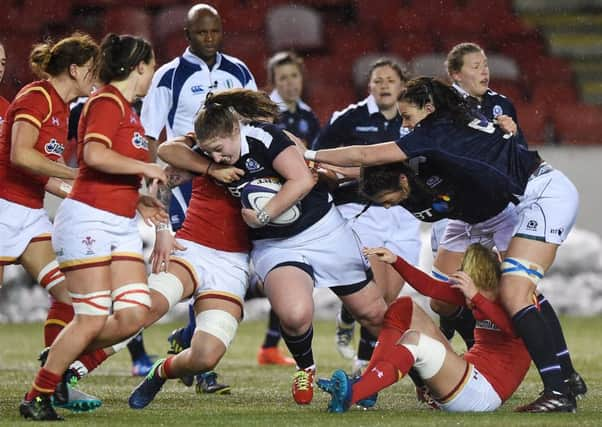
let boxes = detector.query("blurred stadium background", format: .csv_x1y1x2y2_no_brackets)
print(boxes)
1,0,601,321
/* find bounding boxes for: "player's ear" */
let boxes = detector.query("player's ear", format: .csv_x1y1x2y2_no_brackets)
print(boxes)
425,103,435,113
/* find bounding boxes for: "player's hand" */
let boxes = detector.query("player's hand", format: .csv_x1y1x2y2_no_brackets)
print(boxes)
449,271,478,300
209,163,245,183
137,194,167,226
363,247,397,264
143,163,168,185
494,115,517,136
241,208,264,228
149,230,186,273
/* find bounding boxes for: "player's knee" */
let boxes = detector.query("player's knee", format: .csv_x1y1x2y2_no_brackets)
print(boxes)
194,309,239,350
148,272,184,311
401,332,446,380
277,306,313,334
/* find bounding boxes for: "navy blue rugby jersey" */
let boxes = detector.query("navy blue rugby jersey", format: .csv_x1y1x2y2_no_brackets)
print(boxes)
313,95,407,204
394,113,540,222
453,83,526,148
391,157,512,224
270,90,320,146
226,122,332,240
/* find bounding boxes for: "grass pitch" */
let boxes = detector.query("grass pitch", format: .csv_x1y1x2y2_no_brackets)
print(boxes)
0,317,601,426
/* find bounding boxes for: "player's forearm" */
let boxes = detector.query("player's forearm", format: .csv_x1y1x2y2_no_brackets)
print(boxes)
84,144,147,176
158,141,211,175
147,136,159,162
11,147,76,179
393,257,466,306
264,175,314,219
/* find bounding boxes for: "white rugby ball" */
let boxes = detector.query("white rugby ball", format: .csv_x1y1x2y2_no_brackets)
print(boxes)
241,177,301,225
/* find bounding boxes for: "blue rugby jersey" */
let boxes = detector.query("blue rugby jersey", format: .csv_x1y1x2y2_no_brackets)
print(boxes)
270,90,320,147
226,122,332,240
394,113,540,224
313,95,407,204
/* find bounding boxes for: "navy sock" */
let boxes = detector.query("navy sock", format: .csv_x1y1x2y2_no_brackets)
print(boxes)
127,332,147,362
181,303,196,347
512,304,568,393
340,305,355,325
357,326,377,361
439,306,475,349
538,294,574,378
280,326,314,369
262,309,282,348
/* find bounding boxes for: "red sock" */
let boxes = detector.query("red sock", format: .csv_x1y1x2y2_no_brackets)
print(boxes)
160,356,176,379
26,368,62,401
351,345,415,404
78,349,108,376
44,300,74,347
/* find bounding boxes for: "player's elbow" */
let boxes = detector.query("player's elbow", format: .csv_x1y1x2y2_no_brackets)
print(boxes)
10,146,31,169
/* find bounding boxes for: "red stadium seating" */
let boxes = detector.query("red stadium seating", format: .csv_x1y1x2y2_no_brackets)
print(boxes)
515,102,549,145
553,103,602,145
221,32,268,87
530,82,579,116
306,82,357,124
103,7,152,41
489,79,529,104
384,33,437,62
266,4,324,53
326,25,382,57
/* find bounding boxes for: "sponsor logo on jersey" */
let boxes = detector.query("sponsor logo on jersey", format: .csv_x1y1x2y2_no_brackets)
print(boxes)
476,319,500,331
51,116,60,126
131,132,149,150
426,175,442,188
355,125,379,132
245,157,264,173
413,208,436,221
44,138,65,155
526,219,538,231
130,114,137,124
550,227,564,236
191,85,206,94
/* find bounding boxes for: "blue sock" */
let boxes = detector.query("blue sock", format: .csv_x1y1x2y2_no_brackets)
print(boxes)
180,304,196,347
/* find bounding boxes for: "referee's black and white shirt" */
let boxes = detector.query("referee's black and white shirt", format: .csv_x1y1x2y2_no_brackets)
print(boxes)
270,90,320,147
312,95,408,204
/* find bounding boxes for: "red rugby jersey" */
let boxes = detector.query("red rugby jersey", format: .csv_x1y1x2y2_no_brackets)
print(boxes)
392,256,531,402
0,81,68,208
69,85,149,217
176,175,250,253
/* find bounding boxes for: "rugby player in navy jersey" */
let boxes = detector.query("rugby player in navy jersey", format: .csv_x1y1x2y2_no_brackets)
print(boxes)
429,42,526,352
188,88,389,405
305,77,583,413
313,58,421,373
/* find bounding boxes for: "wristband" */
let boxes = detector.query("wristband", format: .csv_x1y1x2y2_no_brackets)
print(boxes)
205,161,213,176
304,150,317,161
156,222,171,232
256,209,271,226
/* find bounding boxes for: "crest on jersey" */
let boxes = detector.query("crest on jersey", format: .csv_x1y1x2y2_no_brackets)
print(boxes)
44,138,65,155
245,157,264,172
298,119,309,134
131,132,149,150
51,116,60,126
526,220,538,231
493,105,503,117
81,236,96,255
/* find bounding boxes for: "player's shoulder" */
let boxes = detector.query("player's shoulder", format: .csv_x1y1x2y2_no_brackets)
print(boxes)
328,99,368,124
244,122,290,147
484,88,513,104
218,53,255,85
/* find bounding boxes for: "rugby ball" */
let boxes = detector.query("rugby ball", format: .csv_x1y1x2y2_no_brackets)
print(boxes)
241,177,301,225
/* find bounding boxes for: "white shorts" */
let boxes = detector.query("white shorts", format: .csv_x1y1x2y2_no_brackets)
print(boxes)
0,198,53,265
513,165,578,244
338,203,421,264
439,203,517,254
252,206,370,288
438,364,502,412
430,219,449,256
52,198,143,271
170,238,249,305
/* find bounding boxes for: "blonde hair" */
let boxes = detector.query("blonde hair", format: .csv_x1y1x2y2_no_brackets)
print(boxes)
460,244,501,292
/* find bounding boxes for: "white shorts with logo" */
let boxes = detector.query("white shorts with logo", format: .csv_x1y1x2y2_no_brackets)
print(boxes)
52,198,143,270
252,206,370,288
0,198,53,265
170,238,249,304
513,164,578,244
338,203,421,264
430,219,449,256
438,364,502,412
439,203,518,254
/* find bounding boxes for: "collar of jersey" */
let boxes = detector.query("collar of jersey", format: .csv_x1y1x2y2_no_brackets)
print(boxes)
182,48,223,70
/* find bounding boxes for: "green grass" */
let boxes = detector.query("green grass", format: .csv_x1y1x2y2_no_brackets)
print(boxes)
1,317,601,426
